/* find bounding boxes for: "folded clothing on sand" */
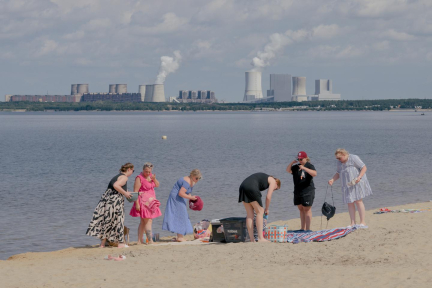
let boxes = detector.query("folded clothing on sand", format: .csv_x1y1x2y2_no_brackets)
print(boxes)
374,207,431,214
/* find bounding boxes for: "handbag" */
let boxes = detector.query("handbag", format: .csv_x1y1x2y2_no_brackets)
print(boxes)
321,185,336,229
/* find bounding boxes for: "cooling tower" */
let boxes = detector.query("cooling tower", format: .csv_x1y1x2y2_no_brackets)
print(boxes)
109,84,116,94
292,77,306,95
139,85,146,101
243,71,263,101
71,84,78,95
151,84,165,102
77,84,89,94
116,84,127,94
144,85,154,102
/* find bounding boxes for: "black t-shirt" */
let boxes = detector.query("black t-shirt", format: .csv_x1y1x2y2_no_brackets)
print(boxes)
291,162,315,195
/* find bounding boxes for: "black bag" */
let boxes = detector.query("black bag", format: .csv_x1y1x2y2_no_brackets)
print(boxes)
321,185,336,229
322,201,336,220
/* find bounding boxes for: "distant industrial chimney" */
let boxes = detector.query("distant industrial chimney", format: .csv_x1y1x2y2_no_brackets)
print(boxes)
243,71,263,101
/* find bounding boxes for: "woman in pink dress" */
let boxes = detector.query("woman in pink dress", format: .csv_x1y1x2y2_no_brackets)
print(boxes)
130,162,162,244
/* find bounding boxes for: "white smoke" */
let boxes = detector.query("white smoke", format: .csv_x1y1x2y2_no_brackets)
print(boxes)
251,33,292,71
250,25,343,70
155,50,182,84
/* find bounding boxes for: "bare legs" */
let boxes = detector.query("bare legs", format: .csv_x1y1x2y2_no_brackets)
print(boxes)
243,201,269,243
297,205,312,230
138,218,153,244
100,239,106,248
347,199,366,226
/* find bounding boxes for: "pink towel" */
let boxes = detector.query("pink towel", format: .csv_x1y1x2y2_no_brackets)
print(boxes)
148,199,161,214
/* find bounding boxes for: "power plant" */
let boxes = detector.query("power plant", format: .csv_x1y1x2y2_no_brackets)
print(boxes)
244,72,341,103
5,83,169,103
175,90,217,103
243,71,263,101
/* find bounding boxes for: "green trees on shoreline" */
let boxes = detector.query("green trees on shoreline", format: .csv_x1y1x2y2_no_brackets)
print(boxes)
1,99,431,112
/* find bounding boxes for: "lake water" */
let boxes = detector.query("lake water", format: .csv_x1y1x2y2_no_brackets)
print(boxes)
0,111,431,259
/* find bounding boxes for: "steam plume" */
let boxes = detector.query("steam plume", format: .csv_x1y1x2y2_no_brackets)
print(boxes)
155,50,182,84
251,33,292,71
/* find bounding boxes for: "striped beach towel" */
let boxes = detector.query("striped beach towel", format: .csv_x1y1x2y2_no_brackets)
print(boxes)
286,227,357,244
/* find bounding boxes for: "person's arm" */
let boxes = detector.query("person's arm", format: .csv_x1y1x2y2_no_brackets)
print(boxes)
328,173,340,185
356,165,367,183
286,160,297,174
299,164,317,177
114,175,132,198
134,177,141,210
264,178,278,215
178,187,197,201
151,174,160,188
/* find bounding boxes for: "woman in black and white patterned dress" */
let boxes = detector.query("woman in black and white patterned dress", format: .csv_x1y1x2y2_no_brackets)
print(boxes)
86,163,134,247
328,149,372,228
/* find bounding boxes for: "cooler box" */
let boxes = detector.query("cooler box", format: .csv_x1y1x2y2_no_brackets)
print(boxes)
220,217,248,243
210,220,225,242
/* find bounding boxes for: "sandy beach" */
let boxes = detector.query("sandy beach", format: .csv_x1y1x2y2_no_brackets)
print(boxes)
2,201,432,288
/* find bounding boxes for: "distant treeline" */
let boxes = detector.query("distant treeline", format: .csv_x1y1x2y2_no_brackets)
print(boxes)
1,99,432,112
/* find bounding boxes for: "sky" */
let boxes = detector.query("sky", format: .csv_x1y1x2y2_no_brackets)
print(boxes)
1,0,431,102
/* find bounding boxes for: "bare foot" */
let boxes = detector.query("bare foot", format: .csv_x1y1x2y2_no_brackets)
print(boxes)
257,238,270,243
176,238,186,242
148,240,154,244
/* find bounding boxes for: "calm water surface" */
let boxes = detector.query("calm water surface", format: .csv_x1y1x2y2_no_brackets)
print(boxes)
0,111,431,259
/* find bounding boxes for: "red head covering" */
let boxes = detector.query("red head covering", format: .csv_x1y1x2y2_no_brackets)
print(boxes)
189,196,204,211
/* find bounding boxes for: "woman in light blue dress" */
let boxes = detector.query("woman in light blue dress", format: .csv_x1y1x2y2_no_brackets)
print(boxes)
162,169,202,241
328,149,372,228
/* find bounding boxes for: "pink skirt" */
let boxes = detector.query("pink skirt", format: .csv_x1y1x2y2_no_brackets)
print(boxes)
130,194,162,219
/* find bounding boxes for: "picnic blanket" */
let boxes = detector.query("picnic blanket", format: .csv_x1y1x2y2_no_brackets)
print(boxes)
373,207,431,214
285,227,357,244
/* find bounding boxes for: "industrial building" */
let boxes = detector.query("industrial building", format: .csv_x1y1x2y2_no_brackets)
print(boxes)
267,74,292,102
175,90,217,103
243,72,341,103
5,83,167,103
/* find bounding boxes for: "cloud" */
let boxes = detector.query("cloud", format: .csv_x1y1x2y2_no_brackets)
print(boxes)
35,39,58,57
382,29,416,41
372,41,390,51
63,30,85,40
134,13,189,35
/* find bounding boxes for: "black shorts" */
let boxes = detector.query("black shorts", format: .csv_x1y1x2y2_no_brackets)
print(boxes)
294,193,314,207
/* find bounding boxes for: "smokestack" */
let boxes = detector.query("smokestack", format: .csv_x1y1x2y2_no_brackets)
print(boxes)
243,71,263,101
292,77,306,95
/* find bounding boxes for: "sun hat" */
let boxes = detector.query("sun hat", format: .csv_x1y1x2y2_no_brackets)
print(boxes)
126,192,139,203
297,151,307,159
189,196,204,211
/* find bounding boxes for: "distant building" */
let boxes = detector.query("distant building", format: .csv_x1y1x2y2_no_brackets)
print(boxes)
176,90,218,103
314,79,341,101
267,74,292,102
81,93,142,102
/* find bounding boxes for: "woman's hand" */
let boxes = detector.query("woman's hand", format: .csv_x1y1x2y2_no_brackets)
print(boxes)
124,191,132,199
328,179,334,186
355,177,361,184
264,209,269,215
151,174,156,181
135,201,140,211
298,164,305,170
190,195,197,201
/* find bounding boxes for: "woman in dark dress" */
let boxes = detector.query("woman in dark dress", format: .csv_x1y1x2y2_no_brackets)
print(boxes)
287,151,317,231
86,163,134,248
238,173,281,242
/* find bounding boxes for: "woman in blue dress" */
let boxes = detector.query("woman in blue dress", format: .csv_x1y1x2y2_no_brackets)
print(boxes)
162,169,202,242
328,149,372,228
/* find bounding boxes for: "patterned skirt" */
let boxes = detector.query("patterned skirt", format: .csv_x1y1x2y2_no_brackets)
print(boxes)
86,188,125,243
